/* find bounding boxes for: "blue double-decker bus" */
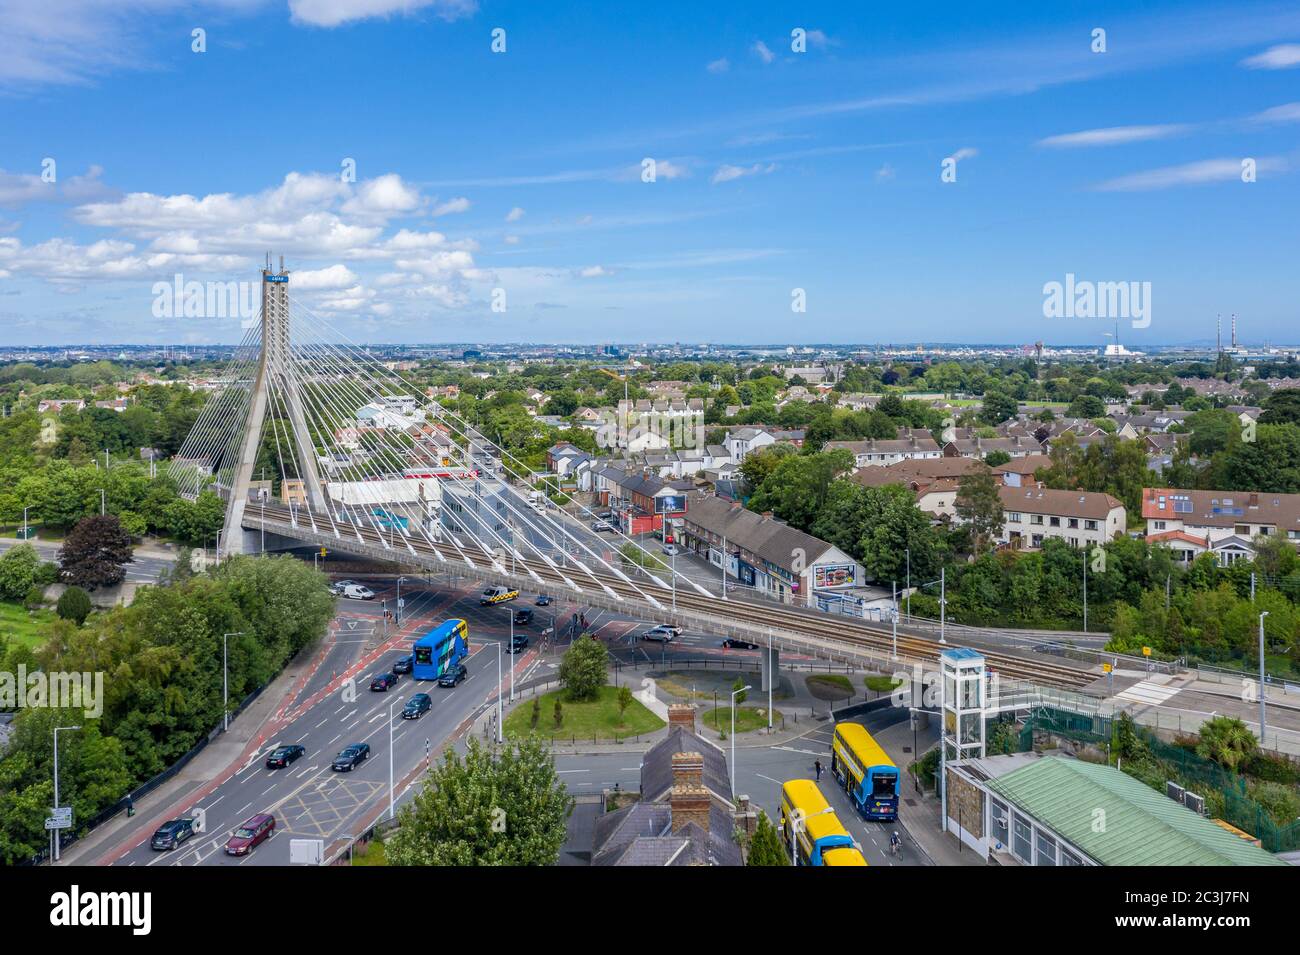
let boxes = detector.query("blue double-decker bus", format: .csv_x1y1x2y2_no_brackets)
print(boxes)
831,722,900,821
412,618,469,680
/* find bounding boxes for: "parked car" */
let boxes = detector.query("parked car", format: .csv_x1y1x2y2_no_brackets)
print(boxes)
661,543,680,557
391,654,413,674
535,595,552,606
641,626,677,643
331,744,371,772
150,819,195,851
266,744,306,769
224,813,275,856
438,662,468,687
401,693,432,719
590,520,615,532
370,671,400,692
513,609,534,626
342,584,375,600
330,579,360,595
508,634,530,654
722,638,760,650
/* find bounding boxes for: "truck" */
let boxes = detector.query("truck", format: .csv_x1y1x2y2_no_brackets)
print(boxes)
526,490,546,513
480,586,519,606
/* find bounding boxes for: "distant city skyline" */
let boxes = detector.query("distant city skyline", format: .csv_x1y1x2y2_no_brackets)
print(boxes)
1,0,1298,345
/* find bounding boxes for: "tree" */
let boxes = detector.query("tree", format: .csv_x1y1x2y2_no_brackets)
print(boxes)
0,542,41,601
58,515,134,590
1195,716,1258,773
1260,388,1300,426
979,389,1018,425
56,586,93,626
385,736,573,866
558,635,607,701
615,684,634,725
954,467,1004,555
732,676,748,707
746,811,788,865
983,449,1012,468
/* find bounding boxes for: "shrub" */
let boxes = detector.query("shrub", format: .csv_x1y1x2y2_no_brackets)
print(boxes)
23,584,46,610
56,586,93,625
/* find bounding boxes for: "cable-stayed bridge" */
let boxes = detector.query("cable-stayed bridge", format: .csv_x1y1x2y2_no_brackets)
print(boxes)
168,260,1099,690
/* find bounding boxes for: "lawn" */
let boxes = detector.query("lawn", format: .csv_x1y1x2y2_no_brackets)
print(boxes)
864,675,904,693
350,838,388,866
504,684,666,741
805,674,854,700
0,601,56,651
701,705,781,734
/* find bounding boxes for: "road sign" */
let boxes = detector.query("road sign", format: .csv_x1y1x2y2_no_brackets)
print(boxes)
1142,646,1152,657
397,598,405,609
50,806,72,824
1102,663,1113,674
44,816,71,831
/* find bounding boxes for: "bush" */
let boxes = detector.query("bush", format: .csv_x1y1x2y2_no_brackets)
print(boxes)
0,543,41,601
23,584,46,610
56,586,93,625
34,562,59,586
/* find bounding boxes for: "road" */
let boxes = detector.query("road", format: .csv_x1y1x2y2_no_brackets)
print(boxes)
0,535,175,585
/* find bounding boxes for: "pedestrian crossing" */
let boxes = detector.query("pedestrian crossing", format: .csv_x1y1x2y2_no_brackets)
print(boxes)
1114,675,1182,707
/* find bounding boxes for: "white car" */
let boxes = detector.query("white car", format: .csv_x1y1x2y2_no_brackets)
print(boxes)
341,584,375,600
661,544,680,556
641,625,678,643
329,579,359,595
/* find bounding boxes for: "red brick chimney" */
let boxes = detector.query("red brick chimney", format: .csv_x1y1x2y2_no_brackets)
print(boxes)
670,784,712,834
667,704,696,732
672,751,704,789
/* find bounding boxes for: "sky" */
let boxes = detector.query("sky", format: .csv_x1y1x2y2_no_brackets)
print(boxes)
0,0,1298,348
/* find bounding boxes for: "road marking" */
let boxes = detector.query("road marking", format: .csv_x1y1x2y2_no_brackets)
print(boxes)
204,795,225,811
262,784,276,796
756,774,783,785
295,765,318,778
237,802,252,814
329,733,342,744
557,769,589,774
315,719,329,728
774,746,826,756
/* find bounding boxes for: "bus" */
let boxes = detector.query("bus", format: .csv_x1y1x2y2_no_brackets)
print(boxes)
779,779,864,866
412,618,469,680
831,722,900,821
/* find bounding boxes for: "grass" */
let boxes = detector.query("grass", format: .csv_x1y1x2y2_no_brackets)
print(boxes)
0,601,56,650
702,705,780,734
350,838,388,866
652,669,791,703
864,675,904,693
620,543,666,570
504,684,666,741
805,674,854,700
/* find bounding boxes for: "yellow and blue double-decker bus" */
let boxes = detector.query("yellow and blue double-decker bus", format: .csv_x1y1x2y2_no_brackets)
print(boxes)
831,722,900,821
779,779,866,866
412,618,469,680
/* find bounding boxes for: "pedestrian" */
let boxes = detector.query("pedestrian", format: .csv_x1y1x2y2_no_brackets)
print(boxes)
815,759,822,781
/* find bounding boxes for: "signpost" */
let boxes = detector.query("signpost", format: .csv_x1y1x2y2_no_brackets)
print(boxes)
45,806,72,831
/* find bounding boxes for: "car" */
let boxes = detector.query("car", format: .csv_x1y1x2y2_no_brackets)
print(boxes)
401,693,432,719
535,595,552,606
438,662,468,687
508,634,530,654
513,609,534,626
722,637,760,650
391,654,413,674
330,578,359,595
332,743,370,772
661,543,680,556
342,583,375,600
641,625,677,643
590,520,615,532
150,819,195,851
370,671,400,691
265,744,306,769
224,813,275,856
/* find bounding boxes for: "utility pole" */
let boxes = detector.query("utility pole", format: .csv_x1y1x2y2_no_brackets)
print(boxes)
1259,611,1270,746
222,633,243,731
939,566,946,645
905,547,911,624
1082,553,1088,634
52,725,82,863
720,534,727,600
1251,572,1256,603
892,580,898,660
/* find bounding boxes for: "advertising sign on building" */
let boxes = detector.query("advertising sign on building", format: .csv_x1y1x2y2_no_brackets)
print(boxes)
656,494,687,514
814,563,857,589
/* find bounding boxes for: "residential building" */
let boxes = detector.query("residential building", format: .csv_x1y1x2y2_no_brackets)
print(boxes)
1142,486,1300,555
825,429,942,467
987,485,1127,549
724,426,776,462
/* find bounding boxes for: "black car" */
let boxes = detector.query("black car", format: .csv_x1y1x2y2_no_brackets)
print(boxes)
722,638,760,650
370,671,400,691
150,818,195,851
331,743,370,771
391,655,413,674
535,595,551,606
266,744,306,769
438,663,468,687
508,634,530,654
513,609,534,626
402,693,432,719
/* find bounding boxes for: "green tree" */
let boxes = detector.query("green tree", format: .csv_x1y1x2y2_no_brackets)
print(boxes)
385,736,573,866
57,515,134,590
979,389,1018,425
746,810,788,866
953,466,1004,555
731,676,748,706
0,542,41,601
615,684,634,725
558,635,607,701
1195,716,1258,773
56,586,93,626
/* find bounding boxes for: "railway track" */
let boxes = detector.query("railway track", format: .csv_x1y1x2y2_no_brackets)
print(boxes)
247,505,1100,691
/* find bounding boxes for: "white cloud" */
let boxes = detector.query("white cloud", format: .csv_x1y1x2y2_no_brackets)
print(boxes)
804,29,834,49
1241,44,1300,70
505,206,525,222
0,164,116,207
504,235,520,245
1249,102,1300,124
752,41,775,64
711,162,777,184
1036,124,1188,148
875,163,896,181
431,196,471,216
579,265,612,277
342,173,422,216
288,0,478,28
290,263,358,290
707,57,730,74
947,147,978,162
1095,157,1286,191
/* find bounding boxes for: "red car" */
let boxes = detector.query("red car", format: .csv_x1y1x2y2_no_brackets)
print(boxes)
224,813,275,856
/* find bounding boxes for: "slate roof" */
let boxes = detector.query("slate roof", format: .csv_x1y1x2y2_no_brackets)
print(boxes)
640,725,732,805
682,494,843,570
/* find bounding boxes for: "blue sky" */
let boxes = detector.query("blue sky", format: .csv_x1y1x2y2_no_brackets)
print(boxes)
0,0,1298,347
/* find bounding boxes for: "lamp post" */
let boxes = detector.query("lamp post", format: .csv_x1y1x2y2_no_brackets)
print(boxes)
720,534,727,600
52,725,81,862
731,684,752,796
939,566,946,645
222,632,244,732
22,505,30,540
509,608,515,703
788,805,834,866
891,580,898,660
671,547,677,611
396,576,408,626
389,696,399,820
1259,611,1270,745
1082,552,1088,634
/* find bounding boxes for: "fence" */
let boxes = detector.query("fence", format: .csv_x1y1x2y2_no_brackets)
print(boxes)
1016,707,1300,853
1197,662,1300,697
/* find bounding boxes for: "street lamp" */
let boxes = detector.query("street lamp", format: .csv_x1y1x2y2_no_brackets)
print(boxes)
52,725,82,862
396,576,408,626
22,505,30,540
389,696,399,820
1259,611,1270,745
730,684,752,796
222,632,244,732
787,805,834,866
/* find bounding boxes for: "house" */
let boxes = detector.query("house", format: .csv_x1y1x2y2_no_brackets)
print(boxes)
589,706,744,866
991,454,1052,487
724,427,777,463
989,485,1127,549
1142,486,1300,552
37,399,85,414
942,434,1042,460
93,398,130,413
825,429,942,468
546,441,590,477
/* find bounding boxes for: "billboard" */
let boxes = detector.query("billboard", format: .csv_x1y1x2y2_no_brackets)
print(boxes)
813,563,857,589
655,494,687,514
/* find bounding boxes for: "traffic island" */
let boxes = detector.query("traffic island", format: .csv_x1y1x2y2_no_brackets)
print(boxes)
701,705,782,734
502,685,666,743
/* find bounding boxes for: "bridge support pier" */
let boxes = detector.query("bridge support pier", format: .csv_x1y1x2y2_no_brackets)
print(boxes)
760,646,780,692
